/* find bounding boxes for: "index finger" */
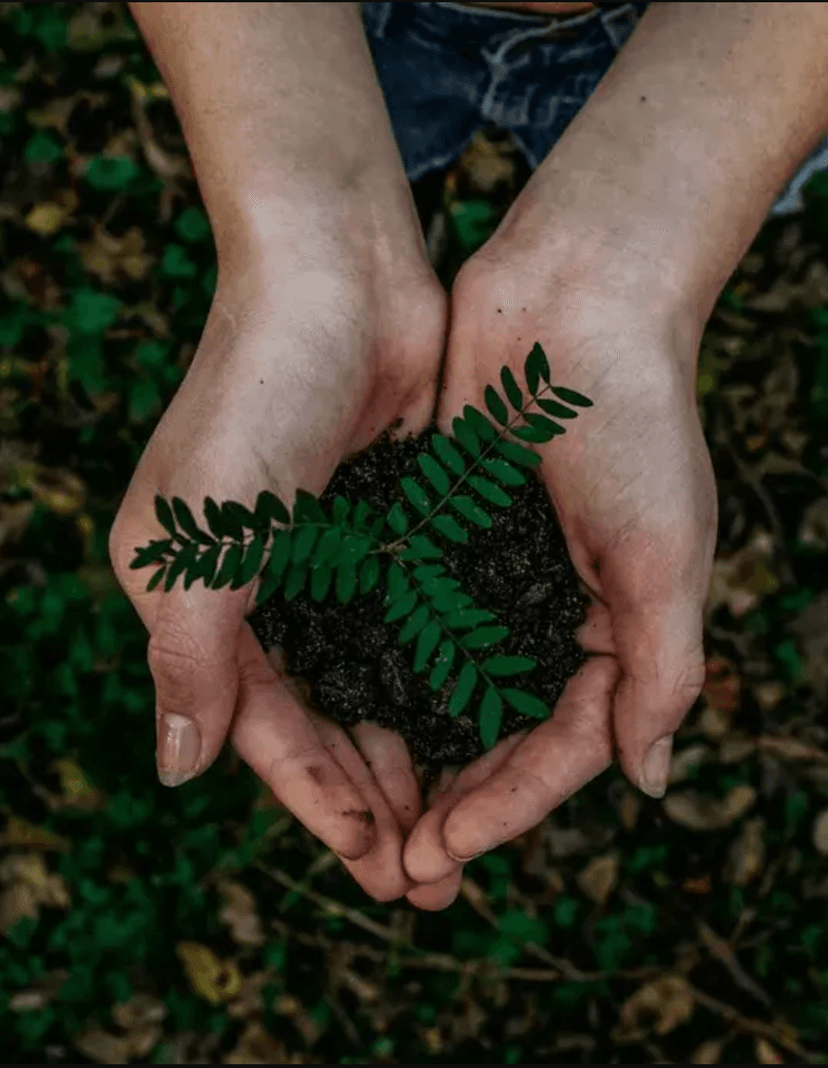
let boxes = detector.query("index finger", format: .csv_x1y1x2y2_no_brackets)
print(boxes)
230,624,377,861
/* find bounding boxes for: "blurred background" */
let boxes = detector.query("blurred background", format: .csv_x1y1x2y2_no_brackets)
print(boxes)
1,2,828,1063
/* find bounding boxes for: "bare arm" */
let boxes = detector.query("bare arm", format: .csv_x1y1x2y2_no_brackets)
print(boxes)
127,1,426,272
498,1,828,325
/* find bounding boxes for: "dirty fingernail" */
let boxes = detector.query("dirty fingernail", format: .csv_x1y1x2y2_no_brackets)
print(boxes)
157,712,201,787
640,734,673,798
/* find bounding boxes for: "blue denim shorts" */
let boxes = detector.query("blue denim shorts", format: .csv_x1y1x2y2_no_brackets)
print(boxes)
361,1,828,219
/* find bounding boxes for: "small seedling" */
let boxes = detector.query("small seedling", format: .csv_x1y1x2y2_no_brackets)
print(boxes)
130,342,594,750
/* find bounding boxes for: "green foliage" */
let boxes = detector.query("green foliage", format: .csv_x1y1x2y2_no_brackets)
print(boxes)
131,343,593,750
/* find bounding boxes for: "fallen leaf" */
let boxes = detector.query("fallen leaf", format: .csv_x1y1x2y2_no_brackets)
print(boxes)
217,880,266,947
112,992,167,1030
0,816,70,852
703,656,742,714
78,223,156,284
0,881,39,933
798,497,828,550
669,743,712,784
692,1037,725,1063
706,527,780,620
273,994,326,1047
226,970,272,1019
618,789,641,832
812,808,828,854
176,942,243,1005
755,1036,785,1063
718,737,757,763
725,817,766,886
25,203,66,235
458,131,516,194
73,1029,133,1065
613,974,695,1043
576,853,619,906
787,592,828,702
222,1020,288,1064
681,874,712,895
49,758,105,810
663,785,757,831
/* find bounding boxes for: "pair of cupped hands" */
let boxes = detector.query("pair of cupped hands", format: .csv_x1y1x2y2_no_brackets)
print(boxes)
108,183,718,911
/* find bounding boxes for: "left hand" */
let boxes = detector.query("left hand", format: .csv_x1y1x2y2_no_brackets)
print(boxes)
401,211,718,910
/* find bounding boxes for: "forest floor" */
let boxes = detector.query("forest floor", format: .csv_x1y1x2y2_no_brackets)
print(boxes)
1,3,828,1063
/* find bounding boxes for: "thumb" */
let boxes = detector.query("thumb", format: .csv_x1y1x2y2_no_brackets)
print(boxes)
149,582,250,786
610,587,707,799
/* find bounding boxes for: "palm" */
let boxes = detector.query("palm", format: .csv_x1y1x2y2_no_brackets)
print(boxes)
110,267,454,904
401,258,716,908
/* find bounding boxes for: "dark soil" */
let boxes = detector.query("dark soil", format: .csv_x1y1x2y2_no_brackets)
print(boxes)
247,420,590,775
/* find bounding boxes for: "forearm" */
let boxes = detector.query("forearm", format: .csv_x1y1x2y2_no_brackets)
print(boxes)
503,2,828,324
127,2,423,271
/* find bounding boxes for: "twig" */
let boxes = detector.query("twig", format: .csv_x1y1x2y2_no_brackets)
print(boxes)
460,876,591,980
713,402,797,587
253,861,401,944
757,734,828,764
696,919,773,1009
689,984,815,1062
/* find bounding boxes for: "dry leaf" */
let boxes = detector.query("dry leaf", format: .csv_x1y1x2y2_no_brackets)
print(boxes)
812,808,828,855
273,994,326,1048
175,941,243,1005
706,527,779,620
669,744,712,784
226,970,272,1019
613,974,694,1043
0,882,40,933
692,1037,725,1063
798,497,828,550
619,789,641,831
755,1036,785,1063
223,1020,288,1064
725,817,766,886
0,816,70,852
718,737,757,763
576,853,619,906
112,993,167,1030
459,131,515,194
49,758,105,810
25,203,66,235
73,1029,133,1065
217,880,266,947
0,852,71,924
78,223,155,284
663,785,757,831
787,592,828,702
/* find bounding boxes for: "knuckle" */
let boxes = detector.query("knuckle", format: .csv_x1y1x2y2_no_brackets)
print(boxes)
147,630,218,699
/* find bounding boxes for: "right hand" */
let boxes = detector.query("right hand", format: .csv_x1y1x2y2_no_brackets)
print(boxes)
108,210,451,902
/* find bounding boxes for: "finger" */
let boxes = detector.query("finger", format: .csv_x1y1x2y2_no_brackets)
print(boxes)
307,711,417,902
440,655,619,863
148,580,251,787
609,591,707,799
575,598,616,656
405,866,464,911
231,626,377,861
403,730,529,885
348,721,422,835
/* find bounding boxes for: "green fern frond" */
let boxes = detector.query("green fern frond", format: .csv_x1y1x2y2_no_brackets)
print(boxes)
129,341,593,751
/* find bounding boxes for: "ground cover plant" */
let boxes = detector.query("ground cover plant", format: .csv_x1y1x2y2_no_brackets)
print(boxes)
2,3,828,1063
130,345,593,765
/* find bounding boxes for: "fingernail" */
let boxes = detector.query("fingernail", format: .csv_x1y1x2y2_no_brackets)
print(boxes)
447,847,484,863
157,713,201,787
640,734,673,799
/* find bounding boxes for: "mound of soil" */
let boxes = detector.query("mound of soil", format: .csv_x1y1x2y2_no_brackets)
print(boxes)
247,421,589,775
